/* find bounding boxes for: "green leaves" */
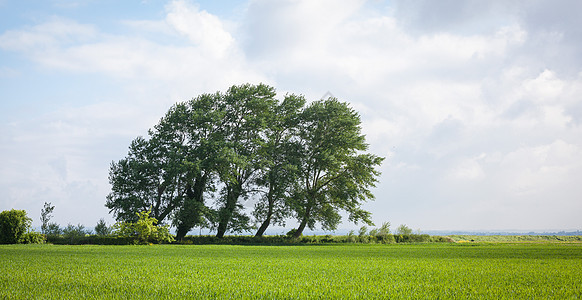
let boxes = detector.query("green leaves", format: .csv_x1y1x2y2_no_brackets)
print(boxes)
0,209,32,244
40,202,55,235
107,84,383,238
289,98,384,237
112,210,174,244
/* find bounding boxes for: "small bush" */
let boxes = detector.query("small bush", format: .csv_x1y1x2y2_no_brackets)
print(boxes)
0,209,32,244
113,210,174,244
346,230,356,243
376,234,395,244
393,234,431,243
430,236,455,243
20,232,45,244
286,228,299,238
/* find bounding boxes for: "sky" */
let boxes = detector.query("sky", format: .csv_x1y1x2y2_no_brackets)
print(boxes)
1,0,581,233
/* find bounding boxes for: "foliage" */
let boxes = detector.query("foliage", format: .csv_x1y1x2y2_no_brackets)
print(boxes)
40,202,55,235
44,223,62,237
62,224,90,244
106,84,383,238
19,232,45,244
253,94,305,236
0,209,32,244
396,224,413,235
288,98,384,237
2,244,582,299
449,235,582,242
105,135,188,224
213,84,278,238
94,218,111,236
378,222,391,235
286,228,298,237
358,226,368,237
113,210,174,244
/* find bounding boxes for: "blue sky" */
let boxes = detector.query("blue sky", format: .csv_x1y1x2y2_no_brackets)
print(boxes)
1,0,581,233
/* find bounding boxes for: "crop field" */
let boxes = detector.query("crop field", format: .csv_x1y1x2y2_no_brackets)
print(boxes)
1,243,581,299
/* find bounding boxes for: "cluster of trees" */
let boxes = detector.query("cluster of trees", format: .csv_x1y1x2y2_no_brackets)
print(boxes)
0,202,172,245
39,202,173,244
0,204,105,244
1,203,426,245
106,84,384,240
39,202,93,241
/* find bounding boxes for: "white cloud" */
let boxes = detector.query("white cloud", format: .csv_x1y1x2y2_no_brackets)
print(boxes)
165,0,235,57
497,140,582,196
244,0,365,57
1,0,582,231
0,3,267,91
0,17,97,52
447,156,485,181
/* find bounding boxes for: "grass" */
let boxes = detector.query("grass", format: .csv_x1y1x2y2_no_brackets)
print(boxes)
1,243,581,299
448,234,582,243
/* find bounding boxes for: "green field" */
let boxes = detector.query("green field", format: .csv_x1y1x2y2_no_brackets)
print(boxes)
2,243,581,299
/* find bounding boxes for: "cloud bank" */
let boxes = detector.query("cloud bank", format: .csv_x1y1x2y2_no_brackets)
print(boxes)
0,0,581,231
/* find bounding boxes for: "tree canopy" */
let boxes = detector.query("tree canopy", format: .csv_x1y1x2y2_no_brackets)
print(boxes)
106,84,383,238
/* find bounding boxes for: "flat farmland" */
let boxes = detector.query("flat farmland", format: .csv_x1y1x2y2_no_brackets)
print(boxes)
1,243,581,299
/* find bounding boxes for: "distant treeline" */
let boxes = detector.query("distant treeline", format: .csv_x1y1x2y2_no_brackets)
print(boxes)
44,233,453,245
43,233,582,245
427,230,582,236
448,235,582,242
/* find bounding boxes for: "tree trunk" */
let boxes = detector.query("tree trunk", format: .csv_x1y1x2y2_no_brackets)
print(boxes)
255,183,275,237
293,204,311,238
255,213,271,237
175,174,207,241
175,226,190,242
216,183,241,238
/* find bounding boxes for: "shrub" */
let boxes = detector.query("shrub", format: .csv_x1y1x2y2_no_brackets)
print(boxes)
113,210,174,244
20,232,45,244
286,228,299,238
431,236,455,243
376,234,395,244
0,209,32,244
393,234,431,243
346,230,356,243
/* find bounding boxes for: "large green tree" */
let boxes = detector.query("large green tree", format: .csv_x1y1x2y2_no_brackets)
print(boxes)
105,133,188,224
171,93,225,240
106,84,383,238
106,93,222,239
253,94,305,236
288,98,384,238
214,84,277,238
